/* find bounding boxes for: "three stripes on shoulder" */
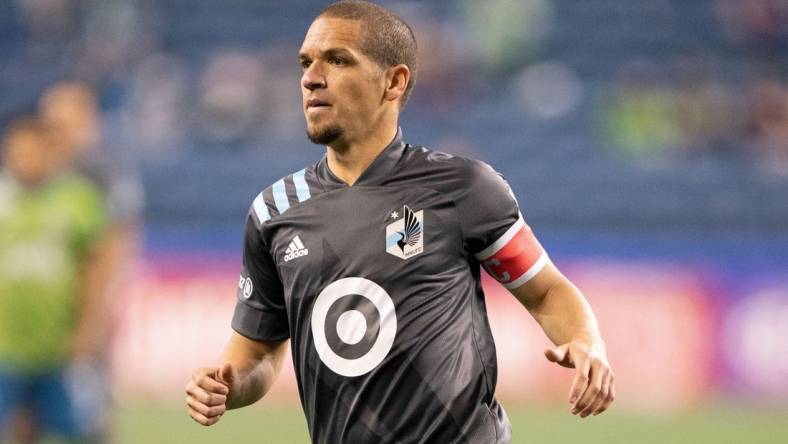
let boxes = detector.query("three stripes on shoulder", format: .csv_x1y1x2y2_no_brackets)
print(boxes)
253,169,311,223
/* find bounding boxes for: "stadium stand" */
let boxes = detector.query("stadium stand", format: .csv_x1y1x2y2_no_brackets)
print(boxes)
0,0,785,248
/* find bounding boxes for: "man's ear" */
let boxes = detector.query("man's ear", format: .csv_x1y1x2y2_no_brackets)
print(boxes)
383,64,410,103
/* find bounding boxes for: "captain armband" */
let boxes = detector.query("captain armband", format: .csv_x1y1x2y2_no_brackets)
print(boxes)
474,214,549,289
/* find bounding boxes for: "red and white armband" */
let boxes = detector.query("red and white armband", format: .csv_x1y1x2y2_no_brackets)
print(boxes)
475,214,549,289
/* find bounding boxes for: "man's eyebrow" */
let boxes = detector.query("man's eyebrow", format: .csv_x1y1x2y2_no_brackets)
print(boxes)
323,48,355,58
299,47,356,60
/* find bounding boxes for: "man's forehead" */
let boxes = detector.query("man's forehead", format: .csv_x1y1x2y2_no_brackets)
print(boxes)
300,17,364,55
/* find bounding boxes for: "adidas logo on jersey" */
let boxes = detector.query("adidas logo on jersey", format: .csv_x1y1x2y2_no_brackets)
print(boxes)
284,236,309,262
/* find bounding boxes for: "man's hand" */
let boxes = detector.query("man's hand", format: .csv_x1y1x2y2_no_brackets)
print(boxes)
186,363,237,426
545,341,615,418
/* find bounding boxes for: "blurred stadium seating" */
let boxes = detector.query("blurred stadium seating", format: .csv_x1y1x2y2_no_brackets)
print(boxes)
1,0,786,241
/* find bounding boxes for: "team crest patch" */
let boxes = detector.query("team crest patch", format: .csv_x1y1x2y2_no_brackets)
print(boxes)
385,205,424,260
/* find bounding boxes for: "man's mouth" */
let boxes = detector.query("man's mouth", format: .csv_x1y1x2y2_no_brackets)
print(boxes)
306,99,331,109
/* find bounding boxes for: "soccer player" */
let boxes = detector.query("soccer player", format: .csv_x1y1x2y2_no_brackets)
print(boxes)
186,1,615,442
34,81,144,442
0,118,108,443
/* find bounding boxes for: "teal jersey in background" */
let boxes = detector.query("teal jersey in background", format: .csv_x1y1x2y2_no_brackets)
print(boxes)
0,172,107,373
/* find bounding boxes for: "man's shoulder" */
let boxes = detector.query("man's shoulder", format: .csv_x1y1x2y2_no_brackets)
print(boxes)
57,170,100,189
248,165,318,226
400,144,499,187
0,172,11,190
53,172,105,201
0,173,14,217
50,174,108,227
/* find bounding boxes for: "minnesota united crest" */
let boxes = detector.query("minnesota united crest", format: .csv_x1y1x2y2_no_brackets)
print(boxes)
385,205,424,260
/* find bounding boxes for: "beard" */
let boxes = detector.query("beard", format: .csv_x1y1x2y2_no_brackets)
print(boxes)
306,123,344,146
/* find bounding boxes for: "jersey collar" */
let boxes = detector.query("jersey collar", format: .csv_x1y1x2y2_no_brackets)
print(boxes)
316,128,406,190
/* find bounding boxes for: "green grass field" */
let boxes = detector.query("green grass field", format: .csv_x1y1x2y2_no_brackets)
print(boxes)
115,401,788,444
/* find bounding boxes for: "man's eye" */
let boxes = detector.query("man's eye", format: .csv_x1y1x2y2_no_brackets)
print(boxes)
329,57,345,66
301,60,312,69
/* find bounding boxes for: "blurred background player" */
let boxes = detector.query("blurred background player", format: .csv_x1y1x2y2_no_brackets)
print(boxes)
5,81,146,443
39,81,144,284
0,117,108,443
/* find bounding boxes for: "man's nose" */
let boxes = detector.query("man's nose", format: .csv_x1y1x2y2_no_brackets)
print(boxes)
302,63,326,91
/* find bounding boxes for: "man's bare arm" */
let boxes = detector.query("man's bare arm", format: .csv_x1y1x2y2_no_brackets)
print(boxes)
509,261,615,417
220,332,288,409
186,332,288,426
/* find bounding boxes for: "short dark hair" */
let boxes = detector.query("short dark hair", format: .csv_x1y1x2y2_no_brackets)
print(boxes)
319,0,418,107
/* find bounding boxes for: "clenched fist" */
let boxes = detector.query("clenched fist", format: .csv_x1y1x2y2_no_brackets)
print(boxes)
186,363,237,426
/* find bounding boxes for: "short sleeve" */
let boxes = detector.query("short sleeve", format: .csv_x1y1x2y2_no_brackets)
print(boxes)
231,211,290,341
455,160,548,289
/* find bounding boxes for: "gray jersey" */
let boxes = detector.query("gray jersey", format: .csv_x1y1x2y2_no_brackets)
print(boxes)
232,130,547,444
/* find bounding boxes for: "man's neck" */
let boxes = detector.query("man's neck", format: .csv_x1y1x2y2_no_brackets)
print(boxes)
326,123,398,186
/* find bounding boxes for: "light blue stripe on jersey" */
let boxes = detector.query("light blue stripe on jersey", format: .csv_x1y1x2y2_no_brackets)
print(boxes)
272,179,290,214
293,169,311,203
252,192,270,223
